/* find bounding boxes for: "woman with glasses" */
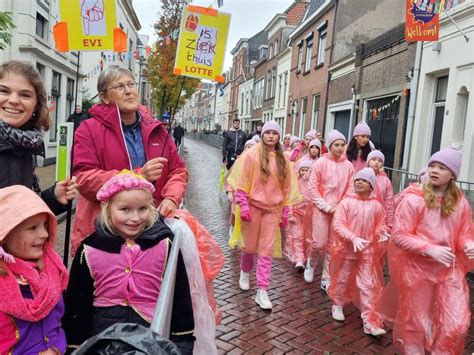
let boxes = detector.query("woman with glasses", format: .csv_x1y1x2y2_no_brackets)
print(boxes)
70,65,188,256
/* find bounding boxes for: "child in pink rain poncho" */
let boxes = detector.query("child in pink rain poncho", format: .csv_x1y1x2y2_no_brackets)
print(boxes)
366,150,394,231
329,168,387,336
226,139,258,238
284,158,313,271
289,130,316,162
227,121,301,310
306,130,354,291
304,139,321,162
378,147,474,354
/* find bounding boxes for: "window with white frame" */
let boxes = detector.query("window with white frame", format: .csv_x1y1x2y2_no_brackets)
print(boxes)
311,95,320,129
283,72,288,108
66,78,75,116
49,71,61,142
278,74,282,108
431,75,449,155
297,43,303,72
271,68,276,98
36,13,48,39
305,38,313,72
266,71,272,100
317,29,327,65
240,92,244,116
269,44,273,59
300,97,308,137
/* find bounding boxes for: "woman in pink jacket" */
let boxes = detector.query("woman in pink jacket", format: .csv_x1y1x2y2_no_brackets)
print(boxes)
306,130,354,290
71,65,188,256
367,150,394,230
284,158,313,271
346,121,373,173
227,121,301,310
329,168,387,336
379,147,474,354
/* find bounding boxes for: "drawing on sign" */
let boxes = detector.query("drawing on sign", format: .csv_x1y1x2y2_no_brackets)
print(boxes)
184,14,218,68
81,0,106,36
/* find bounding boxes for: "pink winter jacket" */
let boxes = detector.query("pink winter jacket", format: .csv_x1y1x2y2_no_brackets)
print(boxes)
332,193,386,259
309,154,354,212
71,104,188,255
373,172,394,229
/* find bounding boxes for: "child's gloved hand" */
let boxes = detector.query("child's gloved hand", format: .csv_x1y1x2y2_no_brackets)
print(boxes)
352,237,369,252
464,241,474,259
280,216,288,228
240,209,251,222
425,245,455,267
378,230,390,243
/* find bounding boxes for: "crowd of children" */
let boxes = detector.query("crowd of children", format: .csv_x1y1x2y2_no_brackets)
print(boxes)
226,120,474,353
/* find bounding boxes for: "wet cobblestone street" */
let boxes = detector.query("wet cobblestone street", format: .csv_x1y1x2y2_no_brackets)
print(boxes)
182,138,474,354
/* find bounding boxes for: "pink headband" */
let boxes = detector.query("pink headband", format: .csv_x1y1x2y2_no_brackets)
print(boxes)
96,170,155,202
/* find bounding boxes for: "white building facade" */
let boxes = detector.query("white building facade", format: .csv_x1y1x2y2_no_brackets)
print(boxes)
409,1,474,181
238,77,254,125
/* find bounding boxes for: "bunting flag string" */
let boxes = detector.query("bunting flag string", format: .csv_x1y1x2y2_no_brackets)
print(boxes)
365,88,410,120
83,52,134,82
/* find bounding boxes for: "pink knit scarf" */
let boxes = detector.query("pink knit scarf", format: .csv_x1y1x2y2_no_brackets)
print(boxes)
0,244,68,321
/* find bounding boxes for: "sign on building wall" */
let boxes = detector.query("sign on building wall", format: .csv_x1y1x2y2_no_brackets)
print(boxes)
53,0,127,52
405,0,439,41
173,5,231,83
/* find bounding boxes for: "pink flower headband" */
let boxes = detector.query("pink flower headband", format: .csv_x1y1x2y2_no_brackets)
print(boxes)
96,170,155,202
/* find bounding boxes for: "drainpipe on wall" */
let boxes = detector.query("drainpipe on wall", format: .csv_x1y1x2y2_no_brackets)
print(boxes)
348,85,356,137
321,0,338,136
401,41,423,176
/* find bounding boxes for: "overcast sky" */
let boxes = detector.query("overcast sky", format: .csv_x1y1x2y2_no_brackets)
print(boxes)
133,0,295,71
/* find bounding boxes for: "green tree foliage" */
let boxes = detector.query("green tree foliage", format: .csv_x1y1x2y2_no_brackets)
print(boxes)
0,12,15,50
147,0,199,118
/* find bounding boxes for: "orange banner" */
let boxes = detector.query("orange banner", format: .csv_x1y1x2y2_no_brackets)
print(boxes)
405,0,439,41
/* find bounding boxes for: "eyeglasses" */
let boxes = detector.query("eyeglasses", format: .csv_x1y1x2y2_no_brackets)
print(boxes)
105,81,136,93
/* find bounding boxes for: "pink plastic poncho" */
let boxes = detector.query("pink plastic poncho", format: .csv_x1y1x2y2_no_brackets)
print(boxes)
227,144,302,257
329,193,386,325
308,154,354,252
378,186,473,354
373,171,394,229
284,170,312,264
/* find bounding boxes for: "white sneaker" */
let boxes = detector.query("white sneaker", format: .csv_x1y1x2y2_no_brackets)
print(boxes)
239,271,250,291
255,289,272,310
228,225,234,238
295,262,305,273
363,321,386,336
331,305,345,321
304,259,314,283
320,278,330,293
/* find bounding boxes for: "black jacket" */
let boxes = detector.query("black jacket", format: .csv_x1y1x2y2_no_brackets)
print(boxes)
62,218,195,351
173,126,185,139
67,111,90,132
0,143,66,215
222,129,247,158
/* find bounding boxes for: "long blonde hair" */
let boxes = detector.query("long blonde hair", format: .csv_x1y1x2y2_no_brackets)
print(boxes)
259,141,288,190
423,180,461,217
99,191,158,236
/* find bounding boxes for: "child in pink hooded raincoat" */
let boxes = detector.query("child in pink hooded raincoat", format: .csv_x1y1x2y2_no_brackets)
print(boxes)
346,121,373,173
307,130,354,290
284,158,313,271
329,168,387,336
378,147,474,354
289,130,316,162
227,121,301,310
367,150,394,231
